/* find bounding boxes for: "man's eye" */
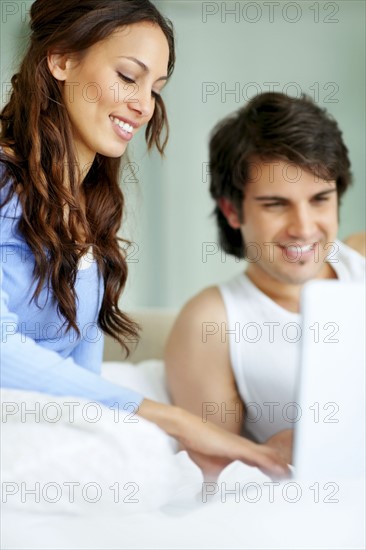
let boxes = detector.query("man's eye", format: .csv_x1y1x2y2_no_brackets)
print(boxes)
263,203,283,208
314,196,329,202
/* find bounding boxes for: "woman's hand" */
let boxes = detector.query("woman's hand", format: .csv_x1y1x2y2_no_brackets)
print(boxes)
265,429,294,465
177,408,291,480
138,399,290,480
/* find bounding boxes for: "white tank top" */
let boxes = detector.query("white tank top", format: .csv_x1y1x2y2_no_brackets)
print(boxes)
218,240,365,443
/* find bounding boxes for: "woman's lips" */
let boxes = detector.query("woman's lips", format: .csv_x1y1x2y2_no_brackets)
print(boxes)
109,116,134,142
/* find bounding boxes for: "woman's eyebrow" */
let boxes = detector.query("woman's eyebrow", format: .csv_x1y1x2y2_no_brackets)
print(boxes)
117,56,168,82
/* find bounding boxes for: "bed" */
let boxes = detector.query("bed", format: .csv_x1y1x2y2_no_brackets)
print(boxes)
1,309,364,549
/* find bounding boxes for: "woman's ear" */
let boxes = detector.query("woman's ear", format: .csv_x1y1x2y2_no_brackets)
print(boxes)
47,52,70,81
218,197,242,229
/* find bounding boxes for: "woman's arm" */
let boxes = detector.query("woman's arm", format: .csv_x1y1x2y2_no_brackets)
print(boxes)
265,429,294,465
1,266,289,480
0,267,144,411
138,399,290,480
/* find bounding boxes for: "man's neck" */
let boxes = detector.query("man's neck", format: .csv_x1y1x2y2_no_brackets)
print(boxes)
245,262,338,313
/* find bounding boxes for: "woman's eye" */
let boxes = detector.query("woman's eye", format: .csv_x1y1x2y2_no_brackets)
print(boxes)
117,72,135,84
117,73,160,99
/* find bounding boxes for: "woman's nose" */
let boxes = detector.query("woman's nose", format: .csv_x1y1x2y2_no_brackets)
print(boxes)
127,86,154,120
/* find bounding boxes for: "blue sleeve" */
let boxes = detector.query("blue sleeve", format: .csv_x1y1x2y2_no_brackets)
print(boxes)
0,267,144,411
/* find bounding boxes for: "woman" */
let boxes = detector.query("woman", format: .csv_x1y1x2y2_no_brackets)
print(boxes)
0,0,288,479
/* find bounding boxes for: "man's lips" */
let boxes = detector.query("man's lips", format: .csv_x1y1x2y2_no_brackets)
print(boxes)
278,242,318,261
279,243,316,253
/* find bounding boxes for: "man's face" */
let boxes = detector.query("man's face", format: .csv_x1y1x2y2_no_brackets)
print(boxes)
230,159,339,286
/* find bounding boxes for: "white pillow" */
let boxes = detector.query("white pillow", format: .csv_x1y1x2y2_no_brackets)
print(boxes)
101,359,171,405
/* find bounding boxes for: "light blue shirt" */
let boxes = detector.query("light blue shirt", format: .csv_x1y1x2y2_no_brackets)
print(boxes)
0,173,143,411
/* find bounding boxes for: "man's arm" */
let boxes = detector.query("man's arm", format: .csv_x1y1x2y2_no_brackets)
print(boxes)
343,231,366,256
165,286,244,436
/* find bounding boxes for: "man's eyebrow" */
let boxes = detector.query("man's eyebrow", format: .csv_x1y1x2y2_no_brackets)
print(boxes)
254,188,337,202
254,195,287,202
117,56,168,82
312,188,337,197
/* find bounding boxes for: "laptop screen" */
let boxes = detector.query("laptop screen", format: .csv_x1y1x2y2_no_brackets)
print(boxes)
293,280,365,480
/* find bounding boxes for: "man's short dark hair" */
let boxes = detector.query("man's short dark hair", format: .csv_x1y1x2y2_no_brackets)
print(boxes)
209,92,352,259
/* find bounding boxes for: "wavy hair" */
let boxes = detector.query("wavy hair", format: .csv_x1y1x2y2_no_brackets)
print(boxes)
209,92,352,259
0,0,175,355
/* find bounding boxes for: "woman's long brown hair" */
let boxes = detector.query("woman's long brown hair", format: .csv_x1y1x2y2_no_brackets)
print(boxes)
0,0,175,355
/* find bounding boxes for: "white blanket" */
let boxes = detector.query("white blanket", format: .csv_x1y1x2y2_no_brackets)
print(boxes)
1,361,365,549
1,361,203,516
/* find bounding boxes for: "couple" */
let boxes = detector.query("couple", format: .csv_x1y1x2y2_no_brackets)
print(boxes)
1,0,364,480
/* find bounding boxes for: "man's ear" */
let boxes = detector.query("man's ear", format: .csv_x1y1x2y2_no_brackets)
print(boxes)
218,197,242,229
47,52,71,81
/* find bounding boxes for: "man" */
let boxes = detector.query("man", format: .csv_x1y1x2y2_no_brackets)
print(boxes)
165,92,365,465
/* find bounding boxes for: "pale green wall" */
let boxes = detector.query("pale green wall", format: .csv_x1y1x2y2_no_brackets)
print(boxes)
0,2,30,87
127,0,366,309
1,1,365,309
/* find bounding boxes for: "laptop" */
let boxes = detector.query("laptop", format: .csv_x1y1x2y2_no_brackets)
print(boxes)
293,280,365,481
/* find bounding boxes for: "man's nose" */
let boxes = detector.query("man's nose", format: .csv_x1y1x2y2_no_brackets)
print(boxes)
287,205,317,241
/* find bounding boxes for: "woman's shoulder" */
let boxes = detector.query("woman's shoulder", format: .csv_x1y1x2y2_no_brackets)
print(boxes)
0,160,23,244
0,178,21,218
0,147,20,204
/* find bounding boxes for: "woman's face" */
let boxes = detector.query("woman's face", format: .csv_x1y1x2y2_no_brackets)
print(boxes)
48,22,170,171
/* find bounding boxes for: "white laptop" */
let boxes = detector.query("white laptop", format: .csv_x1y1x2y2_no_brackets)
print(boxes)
293,280,365,481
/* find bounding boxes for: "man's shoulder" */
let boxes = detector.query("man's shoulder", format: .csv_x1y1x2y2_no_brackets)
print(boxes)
166,285,229,357
179,272,252,325
178,285,227,324
342,232,366,257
